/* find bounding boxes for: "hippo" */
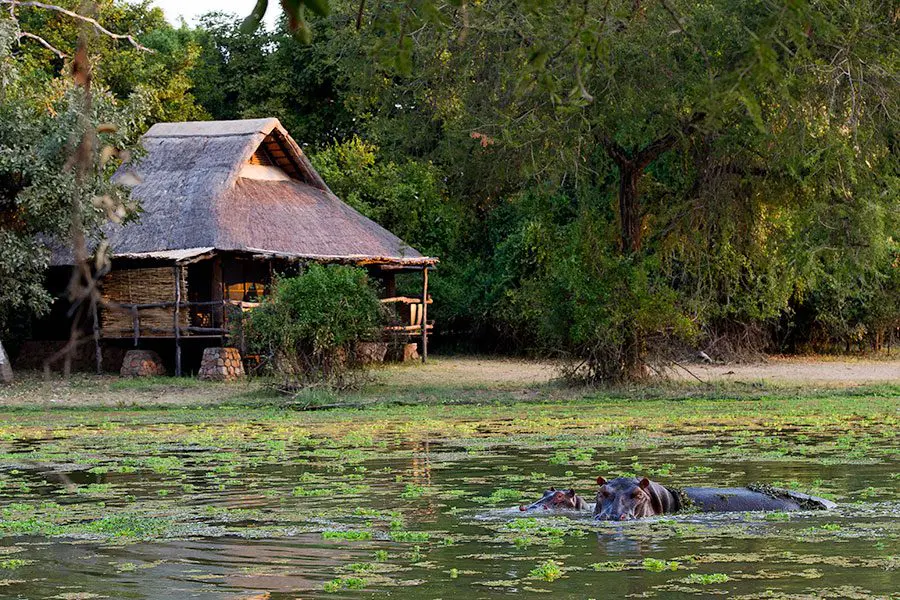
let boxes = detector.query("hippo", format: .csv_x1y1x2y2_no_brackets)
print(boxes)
519,487,588,512
519,477,835,518
593,476,836,521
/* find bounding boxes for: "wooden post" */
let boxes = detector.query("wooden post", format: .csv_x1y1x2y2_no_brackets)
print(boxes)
174,265,182,377
421,266,428,363
92,299,102,374
132,306,140,347
0,340,13,384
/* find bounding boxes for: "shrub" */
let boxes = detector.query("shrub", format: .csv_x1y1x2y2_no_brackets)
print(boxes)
243,265,384,390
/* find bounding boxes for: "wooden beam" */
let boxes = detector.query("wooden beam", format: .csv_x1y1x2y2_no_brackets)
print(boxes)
132,305,140,347
380,296,433,305
92,299,102,374
174,265,182,377
421,267,429,363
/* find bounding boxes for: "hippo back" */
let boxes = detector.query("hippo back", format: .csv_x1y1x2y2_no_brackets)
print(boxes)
682,487,803,512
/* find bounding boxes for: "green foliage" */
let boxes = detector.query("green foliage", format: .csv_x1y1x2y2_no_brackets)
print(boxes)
4,0,898,369
311,137,460,256
0,16,147,336
191,12,355,147
14,0,207,124
243,265,384,388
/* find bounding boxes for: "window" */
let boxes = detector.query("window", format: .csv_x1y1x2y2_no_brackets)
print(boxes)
223,260,269,302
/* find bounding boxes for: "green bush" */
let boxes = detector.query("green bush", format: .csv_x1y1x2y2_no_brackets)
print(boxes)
244,265,384,389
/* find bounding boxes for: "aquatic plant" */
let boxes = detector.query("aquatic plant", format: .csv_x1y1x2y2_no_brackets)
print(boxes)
529,560,563,582
322,530,373,541
682,573,730,584
323,576,366,592
642,558,681,572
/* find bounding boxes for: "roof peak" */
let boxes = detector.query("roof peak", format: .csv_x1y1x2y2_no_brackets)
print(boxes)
145,118,283,139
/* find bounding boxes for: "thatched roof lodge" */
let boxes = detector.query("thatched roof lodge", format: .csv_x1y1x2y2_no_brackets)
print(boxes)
106,118,434,266
43,118,437,375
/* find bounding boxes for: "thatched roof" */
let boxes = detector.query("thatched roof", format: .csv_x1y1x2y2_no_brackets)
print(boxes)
54,118,435,267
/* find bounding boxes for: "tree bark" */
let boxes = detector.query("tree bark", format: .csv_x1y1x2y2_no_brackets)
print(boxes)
618,162,642,253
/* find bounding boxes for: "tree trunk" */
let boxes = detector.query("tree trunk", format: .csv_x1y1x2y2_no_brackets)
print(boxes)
600,125,698,381
618,163,643,253
0,341,13,384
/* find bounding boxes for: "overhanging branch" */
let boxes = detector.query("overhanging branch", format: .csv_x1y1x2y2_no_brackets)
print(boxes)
2,0,153,52
17,30,66,57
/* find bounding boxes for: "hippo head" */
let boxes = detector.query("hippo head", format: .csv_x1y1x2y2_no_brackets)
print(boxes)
593,476,669,521
519,488,586,512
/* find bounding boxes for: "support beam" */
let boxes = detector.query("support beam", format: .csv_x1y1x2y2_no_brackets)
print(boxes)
174,265,182,377
132,306,140,347
421,267,429,363
0,341,13,384
92,300,102,374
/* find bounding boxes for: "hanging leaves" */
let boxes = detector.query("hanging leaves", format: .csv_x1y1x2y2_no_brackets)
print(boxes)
240,0,270,34
242,0,329,41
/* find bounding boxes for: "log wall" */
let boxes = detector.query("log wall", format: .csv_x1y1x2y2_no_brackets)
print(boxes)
101,267,188,337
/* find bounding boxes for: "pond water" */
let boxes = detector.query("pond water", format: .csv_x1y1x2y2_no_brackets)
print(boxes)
0,400,896,599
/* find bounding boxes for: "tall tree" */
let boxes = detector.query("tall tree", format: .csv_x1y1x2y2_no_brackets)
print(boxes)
334,0,898,377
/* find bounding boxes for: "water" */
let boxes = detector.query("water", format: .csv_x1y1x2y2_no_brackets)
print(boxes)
0,403,896,599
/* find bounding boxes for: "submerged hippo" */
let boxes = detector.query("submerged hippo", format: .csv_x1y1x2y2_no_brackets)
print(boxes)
594,476,836,520
519,487,589,511
519,477,835,519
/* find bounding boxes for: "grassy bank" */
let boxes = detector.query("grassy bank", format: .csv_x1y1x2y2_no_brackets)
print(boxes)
2,356,899,410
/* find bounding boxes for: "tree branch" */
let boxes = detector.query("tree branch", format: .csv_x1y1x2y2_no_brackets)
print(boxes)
634,112,705,169
600,134,631,166
658,0,710,78
17,30,66,58
355,0,365,30
1,1,153,52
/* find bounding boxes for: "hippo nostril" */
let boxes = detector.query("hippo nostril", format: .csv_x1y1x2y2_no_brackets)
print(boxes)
619,514,628,521
519,505,526,511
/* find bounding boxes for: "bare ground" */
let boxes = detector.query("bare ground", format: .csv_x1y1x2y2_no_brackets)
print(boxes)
673,355,900,385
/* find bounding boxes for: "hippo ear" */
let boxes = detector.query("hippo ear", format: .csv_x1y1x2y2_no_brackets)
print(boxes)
596,476,606,486
566,489,576,497
642,480,665,515
639,477,651,490
549,487,556,492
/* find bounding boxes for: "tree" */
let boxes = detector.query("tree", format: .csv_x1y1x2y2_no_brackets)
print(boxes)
0,10,148,340
10,0,207,124
331,0,898,377
190,11,356,147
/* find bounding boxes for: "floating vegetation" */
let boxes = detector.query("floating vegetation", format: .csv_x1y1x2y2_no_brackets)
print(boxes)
322,530,373,541
529,560,563,582
642,558,682,572
323,576,366,592
681,573,731,584
0,390,895,598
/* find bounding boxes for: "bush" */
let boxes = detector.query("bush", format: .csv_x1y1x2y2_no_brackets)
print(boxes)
243,265,384,390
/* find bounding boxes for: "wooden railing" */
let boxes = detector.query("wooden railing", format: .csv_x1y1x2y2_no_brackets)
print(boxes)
104,299,259,343
380,296,434,333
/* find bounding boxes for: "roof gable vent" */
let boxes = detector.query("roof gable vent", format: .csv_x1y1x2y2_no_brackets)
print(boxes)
249,146,274,166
